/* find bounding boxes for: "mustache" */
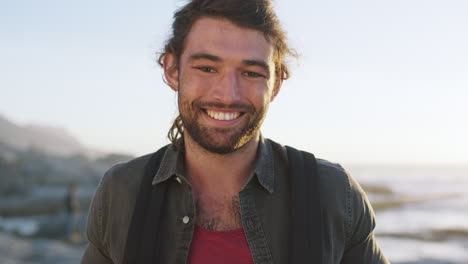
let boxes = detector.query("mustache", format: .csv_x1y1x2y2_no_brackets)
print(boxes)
193,101,255,112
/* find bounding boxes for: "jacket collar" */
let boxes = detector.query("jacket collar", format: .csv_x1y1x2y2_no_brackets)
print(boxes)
152,135,276,193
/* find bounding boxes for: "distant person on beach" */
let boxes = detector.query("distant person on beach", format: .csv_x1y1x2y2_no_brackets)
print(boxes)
65,183,80,241
82,0,389,263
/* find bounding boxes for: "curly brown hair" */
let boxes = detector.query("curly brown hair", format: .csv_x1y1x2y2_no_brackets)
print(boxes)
159,0,296,150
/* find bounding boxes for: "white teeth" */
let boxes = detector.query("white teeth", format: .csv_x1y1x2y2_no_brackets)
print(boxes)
207,110,240,121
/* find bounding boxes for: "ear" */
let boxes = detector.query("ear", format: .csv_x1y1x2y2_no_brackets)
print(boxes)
163,53,179,91
270,71,284,102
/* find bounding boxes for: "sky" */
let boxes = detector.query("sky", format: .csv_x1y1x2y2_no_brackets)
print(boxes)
1,0,467,165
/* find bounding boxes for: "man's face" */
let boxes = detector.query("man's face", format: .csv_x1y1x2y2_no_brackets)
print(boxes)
165,17,281,154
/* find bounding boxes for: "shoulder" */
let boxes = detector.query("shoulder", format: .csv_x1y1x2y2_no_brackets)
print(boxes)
315,158,380,255
267,140,379,254
315,157,370,211
90,152,156,221
267,140,361,197
85,151,160,261
315,158,371,216
316,158,348,187
315,158,363,203
272,140,364,204
275,140,354,195
314,158,351,216
315,158,375,244
99,153,154,190
279,142,374,242
93,151,159,218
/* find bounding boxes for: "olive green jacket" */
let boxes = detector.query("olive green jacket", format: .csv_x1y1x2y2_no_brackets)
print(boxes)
81,137,389,264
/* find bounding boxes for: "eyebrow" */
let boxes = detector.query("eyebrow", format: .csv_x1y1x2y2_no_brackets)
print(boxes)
188,53,221,62
188,53,270,73
243,59,270,74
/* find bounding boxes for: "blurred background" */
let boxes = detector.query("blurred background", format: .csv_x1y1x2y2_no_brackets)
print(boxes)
1,0,467,263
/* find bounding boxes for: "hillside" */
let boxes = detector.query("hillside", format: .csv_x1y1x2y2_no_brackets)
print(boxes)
0,114,86,156
0,113,134,216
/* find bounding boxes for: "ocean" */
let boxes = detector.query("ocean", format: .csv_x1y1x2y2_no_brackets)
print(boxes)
350,165,468,264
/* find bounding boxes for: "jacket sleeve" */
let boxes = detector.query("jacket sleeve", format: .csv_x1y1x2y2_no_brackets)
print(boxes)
81,173,114,264
340,173,390,264
82,243,113,264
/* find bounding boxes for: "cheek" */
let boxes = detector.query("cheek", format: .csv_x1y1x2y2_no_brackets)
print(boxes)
242,80,274,102
179,72,215,95
243,87,271,108
178,77,214,109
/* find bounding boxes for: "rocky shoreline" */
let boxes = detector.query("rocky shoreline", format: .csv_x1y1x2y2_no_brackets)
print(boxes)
0,232,86,264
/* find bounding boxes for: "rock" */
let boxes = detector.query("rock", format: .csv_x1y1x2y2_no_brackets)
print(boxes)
0,186,95,217
0,232,85,264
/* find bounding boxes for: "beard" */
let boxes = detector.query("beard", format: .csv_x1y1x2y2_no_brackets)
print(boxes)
178,95,269,155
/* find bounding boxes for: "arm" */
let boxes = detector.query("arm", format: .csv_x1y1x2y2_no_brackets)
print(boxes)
81,176,113,264
82,243,113,264
341,174,390,264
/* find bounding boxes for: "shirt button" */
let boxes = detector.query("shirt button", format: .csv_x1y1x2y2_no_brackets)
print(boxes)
182,216,190,224
175,177,182,184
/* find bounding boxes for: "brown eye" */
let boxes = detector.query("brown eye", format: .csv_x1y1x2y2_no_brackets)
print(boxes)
243,71,265,78
196,66,216,73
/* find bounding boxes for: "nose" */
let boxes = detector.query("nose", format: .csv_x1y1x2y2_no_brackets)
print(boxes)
211,70,241,104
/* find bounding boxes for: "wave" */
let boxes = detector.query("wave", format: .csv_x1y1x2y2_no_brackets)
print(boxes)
377,228,468,242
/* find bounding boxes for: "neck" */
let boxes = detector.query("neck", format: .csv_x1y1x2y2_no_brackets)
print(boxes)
183,133,260,197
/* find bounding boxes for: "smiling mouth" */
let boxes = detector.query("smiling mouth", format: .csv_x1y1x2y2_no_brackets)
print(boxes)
204,109,244,121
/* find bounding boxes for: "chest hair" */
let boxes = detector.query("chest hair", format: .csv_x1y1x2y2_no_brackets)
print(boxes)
195,195,242,231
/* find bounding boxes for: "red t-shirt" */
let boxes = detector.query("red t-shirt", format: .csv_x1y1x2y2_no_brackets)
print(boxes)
187,225,254,264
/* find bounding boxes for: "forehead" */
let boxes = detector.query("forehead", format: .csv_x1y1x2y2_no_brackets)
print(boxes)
181,16,274,65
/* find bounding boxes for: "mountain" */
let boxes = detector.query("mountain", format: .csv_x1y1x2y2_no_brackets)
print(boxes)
0,113,136,217
0,114,86,156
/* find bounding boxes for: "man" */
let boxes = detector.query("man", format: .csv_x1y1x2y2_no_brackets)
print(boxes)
65,183,80,241
82,0,389,263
